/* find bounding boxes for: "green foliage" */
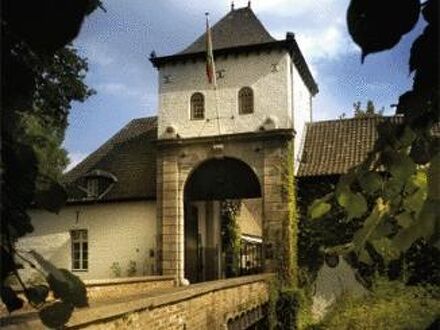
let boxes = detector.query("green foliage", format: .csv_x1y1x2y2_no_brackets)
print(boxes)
25,285,49,306
275,287,306,330
0,286,24,313
1,1,100,325
308,194,332,220
127,260,137,277
315,279,440,330
310,0,439,274
352,100,384,118
336,184,368,220
39,301,74,329
111,262,122,277
268,278,311,330
347,0,420,61
21,113,69,182
47,269,88,308
221,200,242,278
279,141,298,286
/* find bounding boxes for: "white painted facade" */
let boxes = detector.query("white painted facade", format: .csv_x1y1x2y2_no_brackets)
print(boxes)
22,198,262,281
158,51,312,151
20,202,157,280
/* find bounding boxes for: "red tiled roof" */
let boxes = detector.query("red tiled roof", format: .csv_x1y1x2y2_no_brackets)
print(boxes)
297,116,440,177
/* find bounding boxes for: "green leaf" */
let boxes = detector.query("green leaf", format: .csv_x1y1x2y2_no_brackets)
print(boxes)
358,172,382,194
358,249,373,265
47,269,88,308
403,188,426,214
399,126,417,147
308,201,331,220
337,187,368,220
29,250,67,283
352,198,389,253
0,285,24,313
391,199,437,253
26,285,49,306
324,243,354,255
383,177,405,199
347,0,419,60
404,169,428,194
388,152,417,180
370,221,395,240
370,238,399,262
396,212,414,229
39,301,74,329
308,194,333,219
34,178,67,213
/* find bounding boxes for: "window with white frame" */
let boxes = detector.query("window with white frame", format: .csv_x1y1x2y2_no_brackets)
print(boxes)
71,230,88,271
238,87,254,114
87,178,99,198
190,92,205,120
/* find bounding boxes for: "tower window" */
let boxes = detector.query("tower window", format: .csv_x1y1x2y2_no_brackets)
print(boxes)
239,87,254,114
71,230,88,271
190,92,205,120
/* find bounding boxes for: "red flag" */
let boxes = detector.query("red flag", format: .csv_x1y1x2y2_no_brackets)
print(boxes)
205,14,216,87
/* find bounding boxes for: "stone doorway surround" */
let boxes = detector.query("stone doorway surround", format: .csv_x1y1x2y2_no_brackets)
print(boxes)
156,129,294,284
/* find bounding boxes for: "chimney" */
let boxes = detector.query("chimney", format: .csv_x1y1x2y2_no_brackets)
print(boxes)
231,1,235,11
286,32,295,41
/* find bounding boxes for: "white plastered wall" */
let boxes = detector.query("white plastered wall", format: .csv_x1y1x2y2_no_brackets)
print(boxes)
18,201,157,281
158,51,292,138
290,58,313,169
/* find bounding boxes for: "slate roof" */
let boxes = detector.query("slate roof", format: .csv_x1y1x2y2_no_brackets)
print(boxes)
150,6,318,95
63,117,158,202
179,7,276,54
65,115,439,202
297,116,440,177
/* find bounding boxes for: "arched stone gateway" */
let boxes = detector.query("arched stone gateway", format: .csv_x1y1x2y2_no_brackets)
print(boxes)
156,130,295,284
184,157,262,283
185,157,261,201
152,4,317,286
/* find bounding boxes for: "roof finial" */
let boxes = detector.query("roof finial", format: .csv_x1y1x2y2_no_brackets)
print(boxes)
247,1,251,8
231,1,235,11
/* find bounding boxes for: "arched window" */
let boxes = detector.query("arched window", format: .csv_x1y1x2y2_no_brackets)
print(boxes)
239,87,254,114
190,92,205,120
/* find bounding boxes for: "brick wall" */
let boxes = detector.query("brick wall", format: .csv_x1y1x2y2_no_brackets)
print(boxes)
0,276,175,317
84,276,175,302
1,274,272,329
76,274,273,330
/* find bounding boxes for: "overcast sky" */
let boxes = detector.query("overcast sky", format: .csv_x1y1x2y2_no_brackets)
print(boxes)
65,0,425,169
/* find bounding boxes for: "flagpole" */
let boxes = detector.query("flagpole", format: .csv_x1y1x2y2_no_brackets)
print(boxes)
205,12,221,135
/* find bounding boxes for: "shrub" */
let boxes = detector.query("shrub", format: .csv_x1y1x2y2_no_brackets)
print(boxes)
316,279,440,330
127,260,137,277
273,287,306,329
110,262,122,277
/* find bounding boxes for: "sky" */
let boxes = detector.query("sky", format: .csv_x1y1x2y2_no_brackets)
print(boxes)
65,0,425,170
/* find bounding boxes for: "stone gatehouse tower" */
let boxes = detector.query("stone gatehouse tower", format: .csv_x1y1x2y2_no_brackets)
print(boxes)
150,5,318,283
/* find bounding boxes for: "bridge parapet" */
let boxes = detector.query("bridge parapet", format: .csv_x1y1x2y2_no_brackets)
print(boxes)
1,274,274,329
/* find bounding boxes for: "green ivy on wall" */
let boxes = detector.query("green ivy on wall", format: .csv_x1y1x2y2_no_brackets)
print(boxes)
221,200,242,278
279,140,298,287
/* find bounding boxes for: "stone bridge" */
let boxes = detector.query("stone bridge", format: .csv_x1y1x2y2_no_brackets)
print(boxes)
1,274,273,330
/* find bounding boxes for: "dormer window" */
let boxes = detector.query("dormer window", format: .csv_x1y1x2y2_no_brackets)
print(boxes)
239,87,254,114
87,178,99,198
190,92,205,120
79,169,118,200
